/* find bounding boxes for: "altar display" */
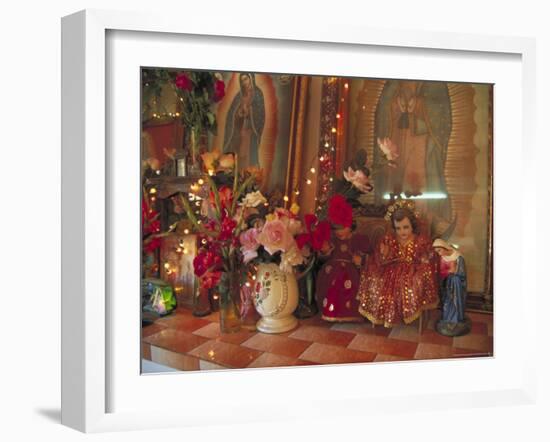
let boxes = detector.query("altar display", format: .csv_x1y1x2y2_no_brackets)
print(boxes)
140,68,493,372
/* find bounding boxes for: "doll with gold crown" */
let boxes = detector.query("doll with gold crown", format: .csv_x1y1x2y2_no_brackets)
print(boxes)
432,238,471,336
357,199,438,327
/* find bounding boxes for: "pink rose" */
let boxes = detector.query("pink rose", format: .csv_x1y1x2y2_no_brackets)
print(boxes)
239,228,260,263
257,220,294,255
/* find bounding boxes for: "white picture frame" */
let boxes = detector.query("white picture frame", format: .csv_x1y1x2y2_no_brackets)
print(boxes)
61,9,537,433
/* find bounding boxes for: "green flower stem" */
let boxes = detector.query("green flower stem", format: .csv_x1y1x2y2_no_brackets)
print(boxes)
205,174,222,220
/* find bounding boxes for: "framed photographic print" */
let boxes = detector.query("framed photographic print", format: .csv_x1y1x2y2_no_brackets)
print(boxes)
62,9,537,433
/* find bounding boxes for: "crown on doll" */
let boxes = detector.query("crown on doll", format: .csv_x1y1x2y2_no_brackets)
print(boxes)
384,198,420,222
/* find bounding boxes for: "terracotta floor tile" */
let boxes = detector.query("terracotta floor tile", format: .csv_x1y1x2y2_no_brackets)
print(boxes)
155,313,211,333
289,325,355,347
469,322,488,335
419,329,454,346
142,323,167,338
149,346,200,371
330,322,392,337
414,343,454,360
189,340,262,368
468,312,493,324
141,342,151,360
193,322,257,345
388,325,421,342
247,352,314,369
453,334,492,352
374,354,408,362
241,333,312,359
143,328,209,354
348,334,418,359
299,343,376,364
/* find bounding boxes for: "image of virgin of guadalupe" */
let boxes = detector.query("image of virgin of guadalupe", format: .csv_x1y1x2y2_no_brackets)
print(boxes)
223,73,265,169
373,81,454,234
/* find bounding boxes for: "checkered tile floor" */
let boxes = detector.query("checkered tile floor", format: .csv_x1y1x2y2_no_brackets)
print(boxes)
142,307,493,371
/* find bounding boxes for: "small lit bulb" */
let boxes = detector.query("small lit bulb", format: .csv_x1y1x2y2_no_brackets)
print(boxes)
295,190,300,196
325,142,329,148
208,169,214,176
155,170,161,175
310,167,316,174
198,178,204,185
329,177,334,182
283,195,289,202
149,187,157,194
183,229,190,235
176,247,183,253
331,128,337,133
153,113,157,118
201,239,207,244
213,294,219,300
245,282,251,287
195,201,201,207
150,196,156,202
264,202,269,207
164,262,170,270
336,113,341,119
252,275,256,280
306,179,312,185
344,83,349,89
183,248,188,254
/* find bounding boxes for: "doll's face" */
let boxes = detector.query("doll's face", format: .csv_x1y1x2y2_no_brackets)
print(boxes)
394,217,413,241
335,227,352,240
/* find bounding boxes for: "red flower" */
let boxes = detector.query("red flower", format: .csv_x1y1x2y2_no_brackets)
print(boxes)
209,186,233,212
295,233,311,250
219,216,237,241
213,80,225,102
175,73,193,91
311,220,330,251
193,250,222,277
144,237,161,253
201,271,222,289
328,194,352,228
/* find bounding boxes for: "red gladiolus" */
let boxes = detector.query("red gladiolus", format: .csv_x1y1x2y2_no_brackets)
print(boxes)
213,80,225,102
219,216,237,241
328,194,353,228
144,237,161,253
175,73,193,91
201,271,222,289
209,186,233,212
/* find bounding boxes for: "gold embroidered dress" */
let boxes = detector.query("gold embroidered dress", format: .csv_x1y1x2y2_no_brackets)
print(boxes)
357,233,438,327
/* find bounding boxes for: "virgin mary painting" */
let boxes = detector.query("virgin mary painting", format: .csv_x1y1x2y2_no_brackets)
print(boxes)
223,73,266,169
374,80,453,224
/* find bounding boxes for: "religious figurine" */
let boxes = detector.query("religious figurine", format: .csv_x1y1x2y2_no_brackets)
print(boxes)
357,200,438,327
432,238,471,336
316,195,371,322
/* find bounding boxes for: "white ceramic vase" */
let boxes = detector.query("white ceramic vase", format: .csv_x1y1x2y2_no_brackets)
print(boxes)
253,263,299,334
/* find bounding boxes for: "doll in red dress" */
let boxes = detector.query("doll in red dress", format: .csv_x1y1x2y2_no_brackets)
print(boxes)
357,201,438,327
316,195,372,322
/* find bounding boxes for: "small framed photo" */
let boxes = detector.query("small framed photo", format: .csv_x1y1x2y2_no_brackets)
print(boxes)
62,9,537,433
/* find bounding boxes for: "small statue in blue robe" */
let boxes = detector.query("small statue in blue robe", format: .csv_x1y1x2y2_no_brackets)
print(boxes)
432,239,471,337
